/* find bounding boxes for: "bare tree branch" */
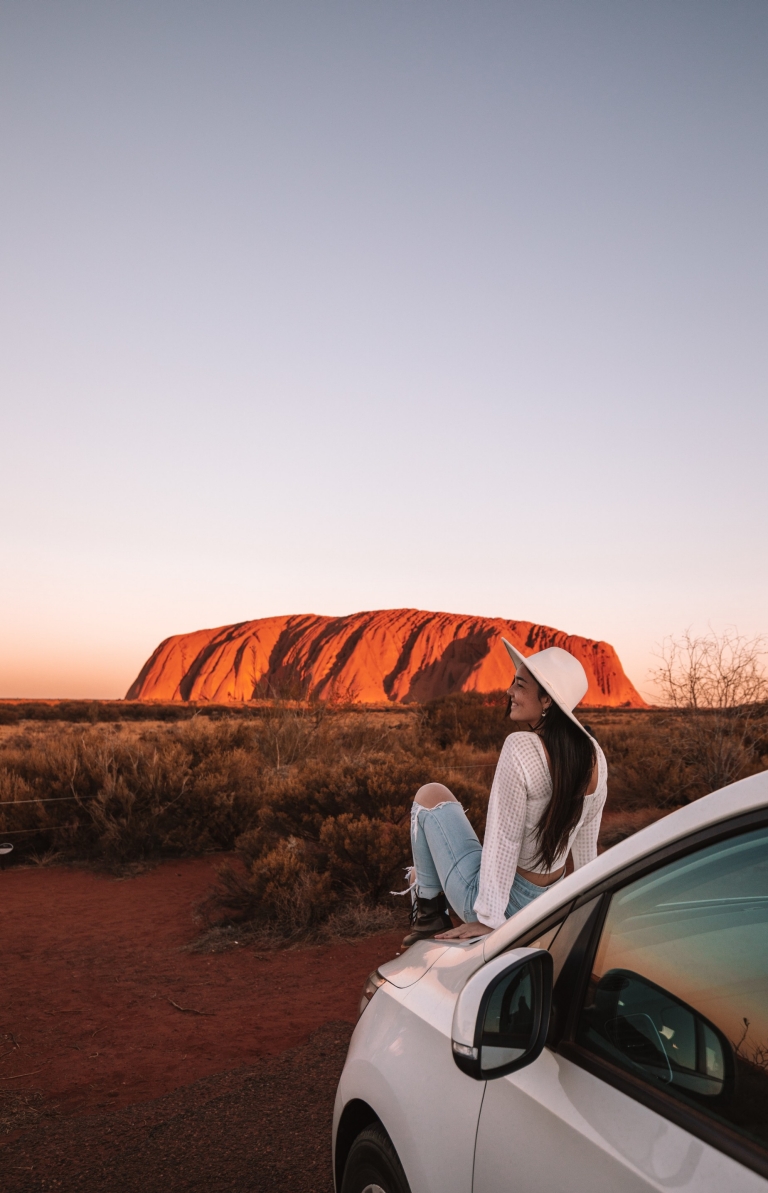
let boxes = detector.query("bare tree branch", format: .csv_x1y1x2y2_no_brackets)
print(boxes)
650,629,767,794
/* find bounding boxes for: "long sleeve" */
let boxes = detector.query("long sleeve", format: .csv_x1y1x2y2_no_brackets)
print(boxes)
472,736,531,930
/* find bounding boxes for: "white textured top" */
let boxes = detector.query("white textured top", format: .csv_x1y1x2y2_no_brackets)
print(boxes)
473,731,608,929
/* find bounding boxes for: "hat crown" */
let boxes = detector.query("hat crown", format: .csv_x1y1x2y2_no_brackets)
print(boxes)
519,646,588,711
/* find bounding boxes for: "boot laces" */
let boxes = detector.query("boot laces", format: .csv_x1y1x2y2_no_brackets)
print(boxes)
390,866,416,900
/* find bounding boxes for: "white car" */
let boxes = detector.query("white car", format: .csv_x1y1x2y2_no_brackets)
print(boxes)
333,770,768,1193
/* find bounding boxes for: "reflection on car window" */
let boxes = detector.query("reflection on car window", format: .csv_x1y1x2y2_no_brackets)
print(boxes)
528,922,562,951
576,824,768,1152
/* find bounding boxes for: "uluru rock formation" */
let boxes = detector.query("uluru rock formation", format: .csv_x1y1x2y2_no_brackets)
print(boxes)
126,609,646,707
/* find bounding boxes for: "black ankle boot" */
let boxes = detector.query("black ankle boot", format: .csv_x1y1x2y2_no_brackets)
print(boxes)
402,892,452,948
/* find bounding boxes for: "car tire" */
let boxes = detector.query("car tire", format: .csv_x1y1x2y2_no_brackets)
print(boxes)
340,1123,411,1193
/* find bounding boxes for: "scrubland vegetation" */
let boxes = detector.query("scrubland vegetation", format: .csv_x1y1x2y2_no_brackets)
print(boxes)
1,686,766,944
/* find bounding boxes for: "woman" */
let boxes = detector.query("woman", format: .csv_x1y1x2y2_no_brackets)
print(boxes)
402,642,608,946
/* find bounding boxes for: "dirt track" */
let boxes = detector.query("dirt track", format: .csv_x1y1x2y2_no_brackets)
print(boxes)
0,859,403,1191
2,1023,354,1192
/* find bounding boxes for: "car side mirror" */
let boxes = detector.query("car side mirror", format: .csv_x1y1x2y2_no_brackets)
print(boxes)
451,948,553,1080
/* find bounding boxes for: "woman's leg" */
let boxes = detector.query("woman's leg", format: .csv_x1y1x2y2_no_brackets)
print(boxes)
410,785,483,923
414,782,458,810
409,784,459,897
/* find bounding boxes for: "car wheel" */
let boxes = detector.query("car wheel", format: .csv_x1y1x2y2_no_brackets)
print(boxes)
340,1123,411,1193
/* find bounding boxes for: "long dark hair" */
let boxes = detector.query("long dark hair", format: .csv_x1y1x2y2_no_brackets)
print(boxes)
508,689,596,870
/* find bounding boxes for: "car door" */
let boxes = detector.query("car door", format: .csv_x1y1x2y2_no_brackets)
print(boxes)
472,818,768,1192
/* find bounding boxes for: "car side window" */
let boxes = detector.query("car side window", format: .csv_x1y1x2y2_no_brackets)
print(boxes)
575,824,768,1154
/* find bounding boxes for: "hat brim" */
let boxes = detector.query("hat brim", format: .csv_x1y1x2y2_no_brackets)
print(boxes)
502,639,593,739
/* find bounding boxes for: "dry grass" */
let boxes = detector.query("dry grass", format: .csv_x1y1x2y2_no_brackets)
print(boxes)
1,697,766,944
186,897,404,954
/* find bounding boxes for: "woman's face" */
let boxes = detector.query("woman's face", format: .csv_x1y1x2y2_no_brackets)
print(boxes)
507,665,552,726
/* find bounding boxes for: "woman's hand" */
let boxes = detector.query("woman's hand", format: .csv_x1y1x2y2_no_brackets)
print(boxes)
435,920,493,941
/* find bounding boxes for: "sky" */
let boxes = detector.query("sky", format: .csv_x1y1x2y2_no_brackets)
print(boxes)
1,0,766,701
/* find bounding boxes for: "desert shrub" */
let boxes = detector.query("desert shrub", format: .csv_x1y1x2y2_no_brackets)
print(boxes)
422,691,510,751
208,839,336,936
0,700,254,725
0,768,34,802
593,707,768,813
0,721,266,863
598,807,668,849
591,716,692,810
202,753,486,936
652,629,768,792
3,697,765,944
319,814,410,900
254,754,431,840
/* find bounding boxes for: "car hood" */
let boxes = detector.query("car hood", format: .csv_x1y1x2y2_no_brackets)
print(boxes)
378,940,450,988
379,937,488,989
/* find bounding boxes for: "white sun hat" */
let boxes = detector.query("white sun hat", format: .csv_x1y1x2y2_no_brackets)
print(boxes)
502,640,592,737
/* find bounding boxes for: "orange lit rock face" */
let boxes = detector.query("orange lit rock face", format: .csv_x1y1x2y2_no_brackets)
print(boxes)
126,609,646,708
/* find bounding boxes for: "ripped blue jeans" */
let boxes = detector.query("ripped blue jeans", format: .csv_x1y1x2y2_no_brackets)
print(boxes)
410,800,554,923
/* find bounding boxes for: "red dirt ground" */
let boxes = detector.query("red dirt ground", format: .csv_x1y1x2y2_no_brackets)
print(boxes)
0,858,402,1119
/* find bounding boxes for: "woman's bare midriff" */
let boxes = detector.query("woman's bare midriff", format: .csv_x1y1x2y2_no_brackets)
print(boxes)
516,864,566,887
